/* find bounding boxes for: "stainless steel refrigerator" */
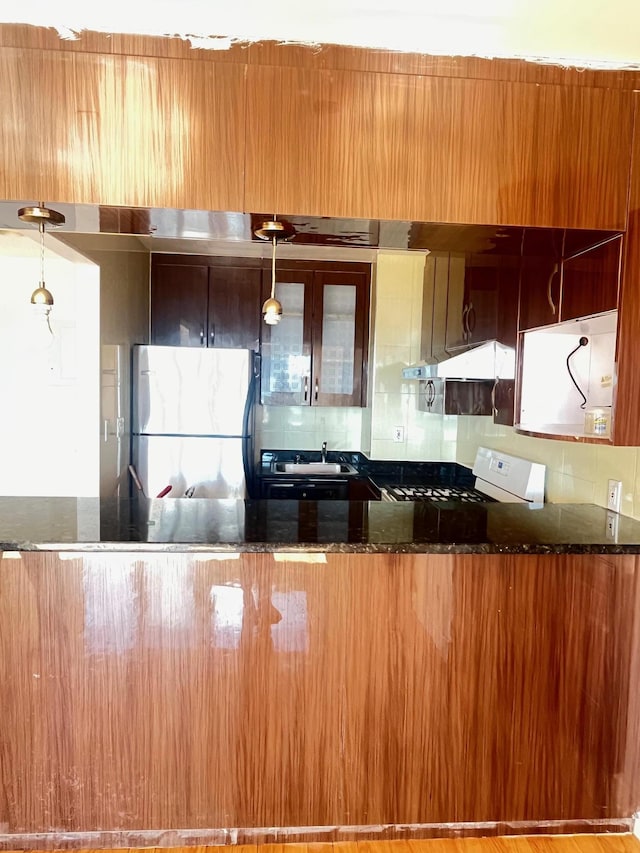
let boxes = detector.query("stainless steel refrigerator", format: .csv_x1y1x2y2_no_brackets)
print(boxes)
132,345,257,499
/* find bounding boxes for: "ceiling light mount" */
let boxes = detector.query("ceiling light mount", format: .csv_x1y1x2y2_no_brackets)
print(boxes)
254,219,294,243
17,205,66,228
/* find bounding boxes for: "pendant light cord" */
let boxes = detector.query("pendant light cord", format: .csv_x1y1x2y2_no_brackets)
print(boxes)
271,233,276,298
566,336,589,410
39,220,45,285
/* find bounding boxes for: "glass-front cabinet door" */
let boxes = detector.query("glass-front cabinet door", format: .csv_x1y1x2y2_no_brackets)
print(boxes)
312,270,369,407
260,262,370,407
260,271,313,405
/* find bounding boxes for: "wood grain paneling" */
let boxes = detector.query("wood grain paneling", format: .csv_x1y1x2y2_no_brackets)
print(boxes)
0,551,638,838
0,48,245,209
0,32,634,229
245,66,633,229
4,25,640,91
612,93,640,446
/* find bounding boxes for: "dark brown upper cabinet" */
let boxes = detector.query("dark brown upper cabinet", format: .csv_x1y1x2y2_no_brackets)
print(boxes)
518,229,563,331
260,260,370,407
518,230,622,332
151,255,263,350
560,235,622,322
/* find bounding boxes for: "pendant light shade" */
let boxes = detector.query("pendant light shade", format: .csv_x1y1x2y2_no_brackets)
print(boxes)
30,285,54,306
254,218,294,326
18,203,65,311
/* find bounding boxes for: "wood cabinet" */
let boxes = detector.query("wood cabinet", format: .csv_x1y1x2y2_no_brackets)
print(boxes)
519,231,622,332
0,47,246,210
151,255,262,350
245,65,633,230
518,229,563,331
261,261,370,407
492,377,515,426
463,255,520,349
561,235,622,322
423,252,519,361
0,31,635,232
2,549,638,835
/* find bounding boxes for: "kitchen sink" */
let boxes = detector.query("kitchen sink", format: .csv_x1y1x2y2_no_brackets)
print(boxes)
273,461,358,475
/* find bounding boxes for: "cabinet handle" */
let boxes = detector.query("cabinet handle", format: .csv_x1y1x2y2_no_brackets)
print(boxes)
304,376,309,402
426,379,435,407
314,379,319,401
547,263,558,315
210,326,215,346
200,328,205,346
462,304,470,341
466,302,476,335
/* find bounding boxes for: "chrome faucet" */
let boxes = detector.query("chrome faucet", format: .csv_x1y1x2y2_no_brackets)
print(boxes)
321,441,327,463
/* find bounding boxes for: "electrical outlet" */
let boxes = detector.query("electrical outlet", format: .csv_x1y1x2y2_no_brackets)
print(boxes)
393,425,405,443
606,511,619,541
607,479,622,513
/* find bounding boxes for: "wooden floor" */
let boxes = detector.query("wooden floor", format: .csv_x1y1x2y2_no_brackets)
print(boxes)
7,837,640,853
212,838,640,853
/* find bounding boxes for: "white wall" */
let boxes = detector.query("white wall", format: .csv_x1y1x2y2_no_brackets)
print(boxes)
369,250,457,462
70,240,150,497
0,231,100,496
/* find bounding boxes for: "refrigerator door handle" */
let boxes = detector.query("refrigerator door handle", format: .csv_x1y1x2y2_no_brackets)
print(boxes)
241,369,257,498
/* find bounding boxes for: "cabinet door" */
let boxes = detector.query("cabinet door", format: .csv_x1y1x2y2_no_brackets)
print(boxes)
444,255,468,352
0,47,246,210
246,65,632,230
560,236,621,322
208,265,262,350
150,263,208,347
260,270,313,405
496,259,520,348
312,269,369,407
464,256,499,346
518,229,563,331
493,378,515,426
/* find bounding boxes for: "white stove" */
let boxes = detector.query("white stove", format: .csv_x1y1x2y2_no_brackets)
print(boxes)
380,448,546,505
472,446,546,504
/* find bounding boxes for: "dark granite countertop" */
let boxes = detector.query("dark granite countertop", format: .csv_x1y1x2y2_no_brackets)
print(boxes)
2,496,640,554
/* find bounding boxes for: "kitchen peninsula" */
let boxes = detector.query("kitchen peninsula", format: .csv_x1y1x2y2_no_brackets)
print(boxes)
4,18,640,851
1,495,640,848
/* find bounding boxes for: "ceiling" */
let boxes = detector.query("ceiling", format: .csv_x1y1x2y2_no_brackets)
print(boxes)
2,0,640,71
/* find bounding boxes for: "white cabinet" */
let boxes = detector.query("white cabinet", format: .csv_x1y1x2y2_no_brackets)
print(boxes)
517,310,617,439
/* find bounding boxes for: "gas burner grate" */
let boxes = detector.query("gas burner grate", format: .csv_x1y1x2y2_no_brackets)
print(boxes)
384,484,492,502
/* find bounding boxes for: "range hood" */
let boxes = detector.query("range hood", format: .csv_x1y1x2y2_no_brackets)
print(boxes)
403,340,516,381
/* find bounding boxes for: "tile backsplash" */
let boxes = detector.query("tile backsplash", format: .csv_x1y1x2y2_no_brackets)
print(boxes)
256,404,367,455
457,415,640,519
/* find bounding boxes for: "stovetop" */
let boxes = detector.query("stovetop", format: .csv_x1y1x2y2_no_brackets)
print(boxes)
382,484,494,503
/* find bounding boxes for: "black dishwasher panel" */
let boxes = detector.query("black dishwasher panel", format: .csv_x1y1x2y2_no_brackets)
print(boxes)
262,479,349,500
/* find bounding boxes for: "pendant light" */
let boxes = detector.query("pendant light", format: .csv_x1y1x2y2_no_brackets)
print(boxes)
254,217,294,325
18,203,65,317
